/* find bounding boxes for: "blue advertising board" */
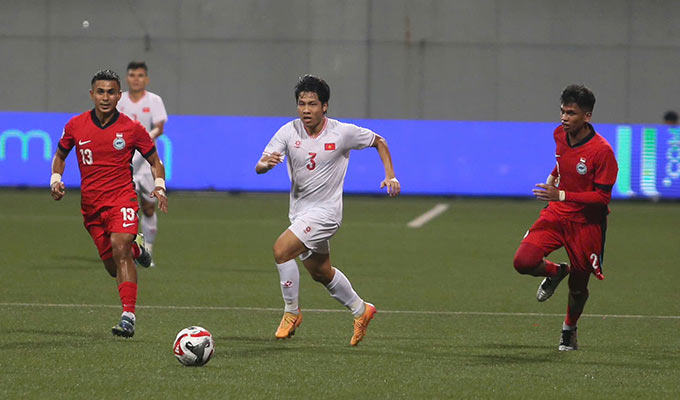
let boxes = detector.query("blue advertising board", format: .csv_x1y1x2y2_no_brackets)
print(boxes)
1,111,679,198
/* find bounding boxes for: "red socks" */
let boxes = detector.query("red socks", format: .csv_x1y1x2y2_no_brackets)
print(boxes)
544,260,561,277
118,281,137,313
565,306,581,327
131,242,141,259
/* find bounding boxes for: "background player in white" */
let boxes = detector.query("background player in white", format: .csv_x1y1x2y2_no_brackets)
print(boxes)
255,75,400,346
117,61,168,267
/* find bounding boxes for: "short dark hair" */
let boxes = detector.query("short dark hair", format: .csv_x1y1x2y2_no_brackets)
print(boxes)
560,84,596,113
127,61,148,72
90,69,121,88
663,110,678,123
294,75,330,104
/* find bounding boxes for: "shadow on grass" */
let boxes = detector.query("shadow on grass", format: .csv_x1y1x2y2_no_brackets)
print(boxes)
0,328,156,350
32,255,101,270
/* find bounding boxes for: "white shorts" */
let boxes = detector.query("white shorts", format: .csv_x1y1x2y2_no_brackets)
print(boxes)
132,155,155,203
288,211,340,257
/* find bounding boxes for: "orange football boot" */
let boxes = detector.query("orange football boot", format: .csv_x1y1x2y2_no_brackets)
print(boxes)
350,303,376,346
275,309,302,339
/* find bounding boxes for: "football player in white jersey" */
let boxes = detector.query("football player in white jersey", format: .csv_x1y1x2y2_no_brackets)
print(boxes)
256,75,400,346
117,61,168,267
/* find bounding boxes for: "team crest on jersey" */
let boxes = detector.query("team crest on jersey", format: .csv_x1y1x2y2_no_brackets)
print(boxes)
113,133,126,150
294,140,301,148
576,157,587,175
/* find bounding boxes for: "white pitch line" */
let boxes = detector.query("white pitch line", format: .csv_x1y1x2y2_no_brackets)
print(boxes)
1,302,678,320
407,203,449,228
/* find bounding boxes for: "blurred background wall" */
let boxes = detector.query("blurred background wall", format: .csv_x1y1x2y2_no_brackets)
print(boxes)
1,0,679,123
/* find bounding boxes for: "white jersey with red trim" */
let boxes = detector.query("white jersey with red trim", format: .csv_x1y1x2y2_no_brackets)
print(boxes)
117,90,168,170
263,117,376,223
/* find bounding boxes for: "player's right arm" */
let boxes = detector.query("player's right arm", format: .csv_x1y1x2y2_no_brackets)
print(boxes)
51,123,75,201
256,126,288,174
255,152,284,174
50,148,68,200
546,166,558,186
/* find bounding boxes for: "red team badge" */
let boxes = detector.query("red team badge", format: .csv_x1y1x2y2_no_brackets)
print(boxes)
142,107,151,113
324,143,335,151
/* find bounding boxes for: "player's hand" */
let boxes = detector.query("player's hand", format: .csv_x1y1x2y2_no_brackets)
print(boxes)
151,187,168,212
533,183,560,201
50,181,66,201
380,177,401,197
265,152,284,170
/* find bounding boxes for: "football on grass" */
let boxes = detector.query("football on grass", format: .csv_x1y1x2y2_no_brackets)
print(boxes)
173,326,215,366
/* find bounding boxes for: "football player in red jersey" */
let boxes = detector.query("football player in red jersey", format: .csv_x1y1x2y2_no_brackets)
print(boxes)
49,69,168,338
513,84,618,351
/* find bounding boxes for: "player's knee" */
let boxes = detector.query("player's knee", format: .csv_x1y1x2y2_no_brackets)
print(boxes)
141,202,155,217
309,270,328,284
513,243,543,274
272,245,292,264
110,238,132,259
568,282,589,298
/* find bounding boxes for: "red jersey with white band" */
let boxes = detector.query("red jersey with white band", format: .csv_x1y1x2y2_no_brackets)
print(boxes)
548,124,618,224
58,109,156,214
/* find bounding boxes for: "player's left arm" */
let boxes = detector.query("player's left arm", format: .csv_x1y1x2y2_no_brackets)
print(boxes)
145,151,168,213
370,134,400,197
149,96,168,140
534,148,618,204
533,182,612,204
148,120,165,140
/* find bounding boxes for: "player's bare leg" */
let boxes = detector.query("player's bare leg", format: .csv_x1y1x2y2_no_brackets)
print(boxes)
103,258,117,277
302,252,375,346
110,232,138,338
272,230,306,339
140,198,157,266
300,251,333,285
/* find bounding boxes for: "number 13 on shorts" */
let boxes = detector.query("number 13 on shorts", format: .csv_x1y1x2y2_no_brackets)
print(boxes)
120,207,136,228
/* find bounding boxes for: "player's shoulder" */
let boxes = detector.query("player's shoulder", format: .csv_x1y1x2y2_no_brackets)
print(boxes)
66,110,93,129
145,90,163,101
279,119,302,135
326,118,365,134
116,110,133,123
592,131,615,154
327,118,354,129
117,112,145,129
118,91,131,104
552,125,565,139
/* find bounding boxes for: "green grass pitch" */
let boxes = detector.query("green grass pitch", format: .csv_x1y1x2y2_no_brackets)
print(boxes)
0,189,678,399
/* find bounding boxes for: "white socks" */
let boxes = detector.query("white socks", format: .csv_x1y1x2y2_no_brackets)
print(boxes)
326,267,365,317
122,311,136,323
141,213,157,247
563,322,576,331
276,260,300,314
276,263,365,317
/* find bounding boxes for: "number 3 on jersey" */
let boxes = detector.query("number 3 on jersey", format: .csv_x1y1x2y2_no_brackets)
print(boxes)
306,152,317,171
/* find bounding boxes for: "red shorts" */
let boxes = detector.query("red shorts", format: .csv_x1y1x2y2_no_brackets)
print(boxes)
521,208,607,289
82,202,139,260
